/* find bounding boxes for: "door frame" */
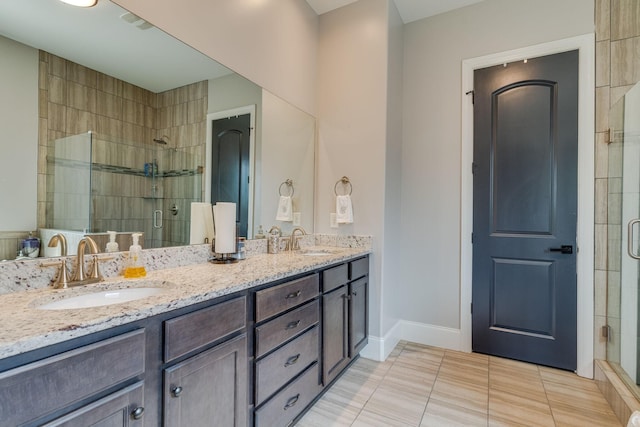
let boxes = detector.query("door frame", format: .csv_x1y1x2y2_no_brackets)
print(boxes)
205,105,256,238
460,34,595,378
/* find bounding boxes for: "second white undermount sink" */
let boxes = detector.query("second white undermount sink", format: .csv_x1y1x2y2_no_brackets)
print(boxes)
298,249,334,256
36,287,164,310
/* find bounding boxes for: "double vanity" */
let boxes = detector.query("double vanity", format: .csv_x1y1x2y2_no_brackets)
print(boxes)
0,243,370,426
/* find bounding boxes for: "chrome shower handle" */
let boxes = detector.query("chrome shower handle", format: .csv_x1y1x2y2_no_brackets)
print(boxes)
628,219,640,260
154,209,163,229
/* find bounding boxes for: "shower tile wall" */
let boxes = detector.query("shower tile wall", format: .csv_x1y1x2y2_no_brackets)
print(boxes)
37,52,207,248
596,0,640,362
595,0,640,422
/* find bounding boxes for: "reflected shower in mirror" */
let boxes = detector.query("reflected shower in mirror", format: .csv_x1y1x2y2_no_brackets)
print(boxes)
0,0,315,260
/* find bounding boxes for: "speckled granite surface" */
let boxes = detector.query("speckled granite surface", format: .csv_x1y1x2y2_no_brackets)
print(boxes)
0,243,370,360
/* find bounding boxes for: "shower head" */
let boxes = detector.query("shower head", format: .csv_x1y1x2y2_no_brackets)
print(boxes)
153,138,167,145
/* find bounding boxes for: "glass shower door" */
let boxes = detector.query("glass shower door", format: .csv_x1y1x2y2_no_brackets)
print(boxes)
608,82,640,388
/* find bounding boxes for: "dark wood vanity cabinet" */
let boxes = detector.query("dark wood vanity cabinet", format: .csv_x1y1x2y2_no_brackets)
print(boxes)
253,274,322,427
322,257,369,385
163,296,248,427
0,329,146,427
0,254,369,427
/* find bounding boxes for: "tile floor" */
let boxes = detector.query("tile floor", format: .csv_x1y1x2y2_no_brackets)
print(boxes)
295,341,623,426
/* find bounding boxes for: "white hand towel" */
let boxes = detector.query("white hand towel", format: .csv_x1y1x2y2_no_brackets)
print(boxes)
336,195,354,224
189,202,214,244
276,195,293,221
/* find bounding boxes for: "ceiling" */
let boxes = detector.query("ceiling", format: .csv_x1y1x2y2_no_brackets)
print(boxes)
305,0,485,23
0,0,484,94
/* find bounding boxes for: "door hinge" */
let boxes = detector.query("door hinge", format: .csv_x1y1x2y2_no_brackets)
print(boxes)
472,162,478,175
466,90,475,104
470,302,473,314
471,233,474,244
602,325,612,342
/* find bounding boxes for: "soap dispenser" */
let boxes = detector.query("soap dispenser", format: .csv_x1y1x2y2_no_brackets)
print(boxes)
124,233,146,278
105,231,119,253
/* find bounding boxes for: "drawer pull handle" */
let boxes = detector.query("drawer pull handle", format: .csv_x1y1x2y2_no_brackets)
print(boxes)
285,320,301,330
172,386,183,397
131,406,145,420
285,290,302,299
284,393,300,410
284,353,301,367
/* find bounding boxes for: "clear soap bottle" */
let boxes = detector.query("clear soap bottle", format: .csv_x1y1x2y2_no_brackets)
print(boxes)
124,233,146,278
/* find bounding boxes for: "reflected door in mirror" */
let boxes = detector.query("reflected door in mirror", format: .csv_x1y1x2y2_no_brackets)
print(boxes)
212,115,251,238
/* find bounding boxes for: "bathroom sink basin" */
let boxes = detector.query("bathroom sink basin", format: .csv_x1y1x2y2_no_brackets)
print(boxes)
298,249,334,256
36,287,164,310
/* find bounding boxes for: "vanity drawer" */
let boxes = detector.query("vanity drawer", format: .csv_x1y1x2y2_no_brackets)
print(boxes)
350,257,369,280
255,274,319,322
164,296,246,363
0,329,145,426
322,263,348,292
255,299,319,358
255,326,319,405
254,363,321,427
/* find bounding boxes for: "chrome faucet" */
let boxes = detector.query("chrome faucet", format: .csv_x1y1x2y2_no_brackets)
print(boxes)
289,227,307,251
47,233,67,256
71,236,100,283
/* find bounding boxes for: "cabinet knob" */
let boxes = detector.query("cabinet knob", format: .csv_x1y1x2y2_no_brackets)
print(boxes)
285,320,301,330
283,393,300,410
131,406,144,420
284,353,301,367
285,290,302,299
172,386,183,397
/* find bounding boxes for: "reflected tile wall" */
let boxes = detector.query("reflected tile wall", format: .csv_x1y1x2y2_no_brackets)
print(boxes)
38,52,207,248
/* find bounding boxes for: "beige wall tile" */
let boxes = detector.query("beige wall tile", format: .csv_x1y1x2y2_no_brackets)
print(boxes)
97,73,122,96
67,81,97,113
47,102,66,132
596,0,611,41
65,108,94,135
597,41,611,87
595,178,609,224
97,91,123,120
48,55,66,79
595,132,609,178
611,0,640,40
66,62,97,88
595,223,608,270
611,37,640,86
596,86,611,133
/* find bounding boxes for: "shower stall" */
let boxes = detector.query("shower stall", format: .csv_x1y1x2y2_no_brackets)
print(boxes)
46,131,202,249
607,82,640,397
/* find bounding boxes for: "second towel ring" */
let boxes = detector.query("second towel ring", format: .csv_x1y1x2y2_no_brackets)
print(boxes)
334,176,353,196
279,179,294,197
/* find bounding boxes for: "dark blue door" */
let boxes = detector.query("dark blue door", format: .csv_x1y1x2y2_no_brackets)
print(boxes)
211,114,250,238
472,50,578,370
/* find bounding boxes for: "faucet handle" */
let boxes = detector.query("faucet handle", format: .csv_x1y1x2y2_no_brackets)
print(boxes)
41,259,71,289
88,255,113,281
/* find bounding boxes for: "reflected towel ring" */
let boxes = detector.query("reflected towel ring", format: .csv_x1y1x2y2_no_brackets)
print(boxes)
334,176,353,196
279,179,294,197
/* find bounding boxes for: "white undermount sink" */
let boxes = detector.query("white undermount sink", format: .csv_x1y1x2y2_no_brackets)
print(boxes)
298,249,334,256
36,287,164,310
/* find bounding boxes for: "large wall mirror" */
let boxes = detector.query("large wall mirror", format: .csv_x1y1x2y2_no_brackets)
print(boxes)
0,0,315,259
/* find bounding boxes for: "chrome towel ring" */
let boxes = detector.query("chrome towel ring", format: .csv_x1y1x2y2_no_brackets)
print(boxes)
279,179,294,197
334,176,352,196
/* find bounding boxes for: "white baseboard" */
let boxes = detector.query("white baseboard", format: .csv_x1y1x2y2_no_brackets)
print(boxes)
361,320,462,361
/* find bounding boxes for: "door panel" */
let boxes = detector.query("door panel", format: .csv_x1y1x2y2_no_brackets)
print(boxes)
472,50,578,370
211,114,250,238
493,82,555,234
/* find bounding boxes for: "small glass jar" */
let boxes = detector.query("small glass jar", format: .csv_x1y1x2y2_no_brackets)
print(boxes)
236,237,246,260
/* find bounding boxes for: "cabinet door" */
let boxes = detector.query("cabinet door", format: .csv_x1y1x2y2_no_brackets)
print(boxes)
322,285,349,385
164,334,247,427
43,382,145,427
349,277,368,356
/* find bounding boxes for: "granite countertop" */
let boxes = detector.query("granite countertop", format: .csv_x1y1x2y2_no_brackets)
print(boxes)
0,246,369,360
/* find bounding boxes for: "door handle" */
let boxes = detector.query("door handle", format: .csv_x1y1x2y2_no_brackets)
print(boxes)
153,209,163,228
628,219,640,260
549,245,573,254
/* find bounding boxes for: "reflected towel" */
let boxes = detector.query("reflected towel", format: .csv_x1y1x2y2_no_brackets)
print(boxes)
276,196,293,221
189,202,214,244
336,195,353,224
